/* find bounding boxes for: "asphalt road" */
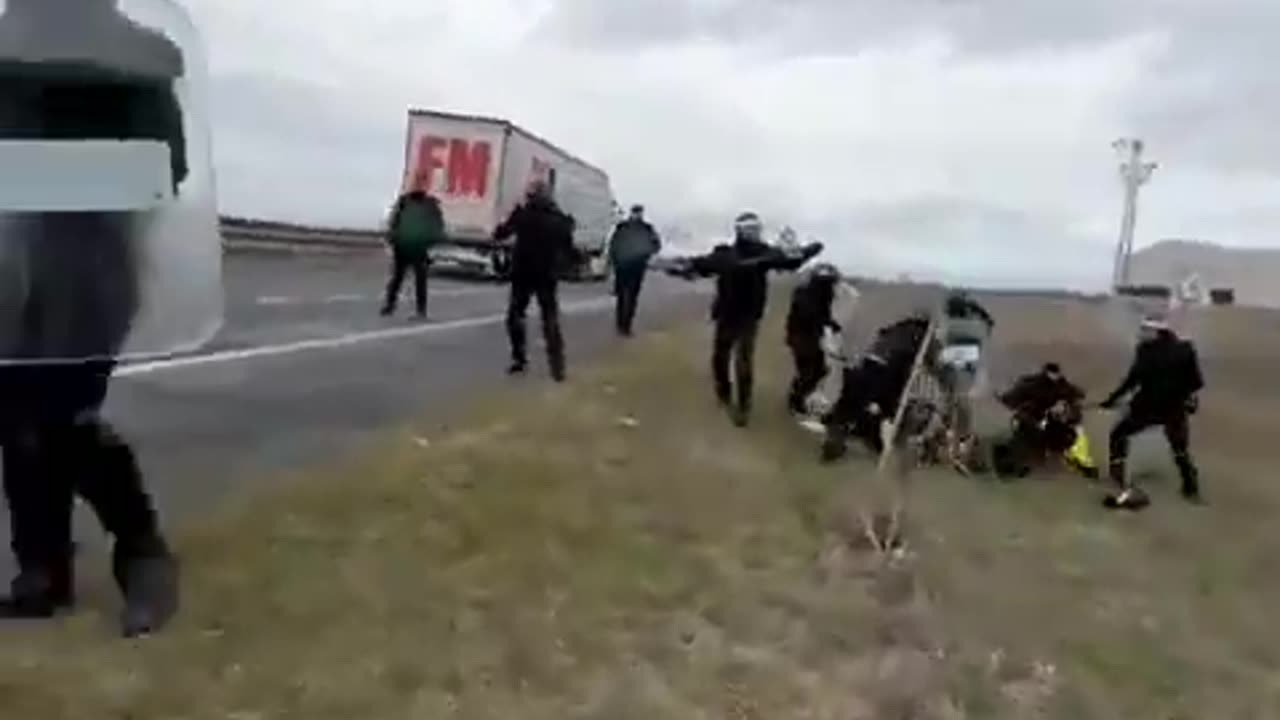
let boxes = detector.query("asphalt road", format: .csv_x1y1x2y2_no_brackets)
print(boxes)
2,252,712,584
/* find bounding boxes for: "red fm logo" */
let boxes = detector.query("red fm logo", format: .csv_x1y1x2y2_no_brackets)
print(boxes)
409,136,492,198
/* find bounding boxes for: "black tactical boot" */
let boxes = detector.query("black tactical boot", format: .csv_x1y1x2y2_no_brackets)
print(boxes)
0,563,74,619
113,537,179,639
1176,457,1203,504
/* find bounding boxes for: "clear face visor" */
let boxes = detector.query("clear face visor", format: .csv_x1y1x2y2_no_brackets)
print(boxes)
734,218,763,241
0,0,223,364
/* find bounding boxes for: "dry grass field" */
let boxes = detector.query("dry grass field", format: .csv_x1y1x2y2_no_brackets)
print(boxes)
0,283,1275,719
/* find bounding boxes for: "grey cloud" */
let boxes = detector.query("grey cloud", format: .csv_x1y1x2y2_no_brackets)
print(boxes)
533,0,790,51
800,196,1115,288
209,73,405,225
539,0,1280,178
536,0,1150,57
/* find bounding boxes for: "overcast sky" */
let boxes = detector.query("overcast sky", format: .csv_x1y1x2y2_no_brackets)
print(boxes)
176,0,1277,289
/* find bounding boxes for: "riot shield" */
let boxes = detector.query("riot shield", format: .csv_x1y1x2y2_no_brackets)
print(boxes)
0,0,222,364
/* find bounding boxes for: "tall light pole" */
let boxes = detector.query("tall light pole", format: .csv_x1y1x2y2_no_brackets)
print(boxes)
1112,138,1158,291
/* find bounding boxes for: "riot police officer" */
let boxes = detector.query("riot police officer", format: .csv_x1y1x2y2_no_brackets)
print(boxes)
674,212,822,427
1100,316,1205,509
786,262,842,416
0,0,220,636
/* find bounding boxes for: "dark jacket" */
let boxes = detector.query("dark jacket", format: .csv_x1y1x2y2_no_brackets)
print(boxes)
608,218,660,267
388,194,445,257
493,196,577,281
1000,372,1085,425
689,240,822,324
786,275,838,347
1104,333,1204,415
868,316,937,369
833,316,937,426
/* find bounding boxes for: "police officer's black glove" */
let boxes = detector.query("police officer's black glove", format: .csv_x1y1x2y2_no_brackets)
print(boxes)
1099,396,1118,411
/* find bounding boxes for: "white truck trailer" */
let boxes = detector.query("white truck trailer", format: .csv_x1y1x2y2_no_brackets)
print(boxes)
398,108,618,281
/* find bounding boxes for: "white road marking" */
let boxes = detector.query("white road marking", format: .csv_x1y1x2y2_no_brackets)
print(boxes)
256,295,297,306
116,296,613,377
323,293,365,303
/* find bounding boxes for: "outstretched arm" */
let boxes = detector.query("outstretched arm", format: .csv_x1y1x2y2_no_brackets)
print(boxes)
687,246,735,277
493,205,521,241
765,242,825,272
1102,354,1142,408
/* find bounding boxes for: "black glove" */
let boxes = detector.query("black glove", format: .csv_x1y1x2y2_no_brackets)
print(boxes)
1099,396,1117,410
1185,394,1199,415
803,242,824,258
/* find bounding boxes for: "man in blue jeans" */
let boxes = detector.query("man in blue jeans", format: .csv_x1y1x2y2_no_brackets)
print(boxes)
607,204,661,337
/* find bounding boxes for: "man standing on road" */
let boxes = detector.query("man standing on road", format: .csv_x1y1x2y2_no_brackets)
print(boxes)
0,0,194,637
1099,315,1206,510
494,180,577,382
607,204,661,337
381,189,444,319
674,212,822,427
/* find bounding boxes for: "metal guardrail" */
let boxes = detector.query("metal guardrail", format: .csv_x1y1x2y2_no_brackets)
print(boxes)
220,221,384,253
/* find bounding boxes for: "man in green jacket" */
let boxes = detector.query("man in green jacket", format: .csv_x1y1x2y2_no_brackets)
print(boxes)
381,190,445,318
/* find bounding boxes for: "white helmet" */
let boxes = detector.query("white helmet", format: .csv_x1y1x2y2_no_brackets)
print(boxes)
733,211,763,241
810,262,840,281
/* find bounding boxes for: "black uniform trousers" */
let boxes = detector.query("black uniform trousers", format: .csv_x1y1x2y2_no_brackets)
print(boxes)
2,366,162,598
1108,406,1200,494
787,337,826,414
612,261,648,335
382,249,429,316
712,316,760,412
506,274,565,372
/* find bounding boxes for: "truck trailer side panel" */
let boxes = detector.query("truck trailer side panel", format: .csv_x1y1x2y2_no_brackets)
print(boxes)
400,108,616,279
401,112,506,242
500,126,617,273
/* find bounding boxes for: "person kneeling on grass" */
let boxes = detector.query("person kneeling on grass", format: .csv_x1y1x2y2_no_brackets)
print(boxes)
991,362,1098,480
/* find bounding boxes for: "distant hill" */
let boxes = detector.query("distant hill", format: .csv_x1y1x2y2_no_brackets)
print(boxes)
1131,239,1280,308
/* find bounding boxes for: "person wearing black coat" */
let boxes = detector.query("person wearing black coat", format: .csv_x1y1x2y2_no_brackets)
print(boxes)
820,311,939,461
786,263,842,415
676,212,822,427
0,0,185,637
1100,316,1206,509
493,181,578,381
994,363,1090,478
